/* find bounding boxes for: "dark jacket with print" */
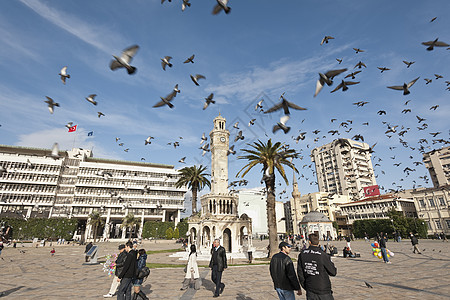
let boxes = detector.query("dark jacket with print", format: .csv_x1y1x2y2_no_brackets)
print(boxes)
297,245,337,295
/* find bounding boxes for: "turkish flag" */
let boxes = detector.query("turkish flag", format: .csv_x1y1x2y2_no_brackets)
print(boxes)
68,125,77,132
364,185,380,197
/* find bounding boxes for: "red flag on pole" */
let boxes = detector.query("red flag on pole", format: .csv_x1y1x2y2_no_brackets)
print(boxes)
363,185,380,197
68,125,77,132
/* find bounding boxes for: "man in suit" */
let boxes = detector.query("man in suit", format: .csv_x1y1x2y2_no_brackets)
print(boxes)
209,239,227,297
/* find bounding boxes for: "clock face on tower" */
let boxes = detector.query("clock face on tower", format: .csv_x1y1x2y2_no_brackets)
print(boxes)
220,137,226,143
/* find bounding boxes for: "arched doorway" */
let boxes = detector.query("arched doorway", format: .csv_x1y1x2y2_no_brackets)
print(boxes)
239,226,248,246
223,228,232,252
189,227,197,245
203,226,211,248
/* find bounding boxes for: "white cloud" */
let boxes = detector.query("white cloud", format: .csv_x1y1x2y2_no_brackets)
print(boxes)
19,0,124,54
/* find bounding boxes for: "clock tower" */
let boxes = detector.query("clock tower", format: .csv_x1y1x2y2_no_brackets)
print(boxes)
210,114,230,195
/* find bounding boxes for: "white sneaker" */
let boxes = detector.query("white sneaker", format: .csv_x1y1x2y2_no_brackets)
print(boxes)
103,294,113,298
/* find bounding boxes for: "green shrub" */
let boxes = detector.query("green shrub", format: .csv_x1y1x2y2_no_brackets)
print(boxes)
173,227,180,239
0,217,78,240
166,227,174,239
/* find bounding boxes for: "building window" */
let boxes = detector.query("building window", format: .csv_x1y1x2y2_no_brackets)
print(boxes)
426,221,431,230
418,199,426,208
428,198,435,207
438,197,445,206
446,220,450,229
435,220,442,230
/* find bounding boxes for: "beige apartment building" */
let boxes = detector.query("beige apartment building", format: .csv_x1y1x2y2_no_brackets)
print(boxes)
311,138,377,199
423,146,450,188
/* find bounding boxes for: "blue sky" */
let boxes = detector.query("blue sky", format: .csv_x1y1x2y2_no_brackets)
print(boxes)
0,0,449,206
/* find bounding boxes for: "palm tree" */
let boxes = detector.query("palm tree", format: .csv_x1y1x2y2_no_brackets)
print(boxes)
88,211,104,242
121,213,139,239
175,165,211,215
237,139,298,258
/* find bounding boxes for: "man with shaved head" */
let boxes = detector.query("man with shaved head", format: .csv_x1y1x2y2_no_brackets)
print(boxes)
209,239,227,297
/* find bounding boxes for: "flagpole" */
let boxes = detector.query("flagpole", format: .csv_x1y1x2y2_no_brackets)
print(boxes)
72,128,78,149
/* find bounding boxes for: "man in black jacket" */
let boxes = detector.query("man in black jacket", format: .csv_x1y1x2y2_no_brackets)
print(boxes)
209,239,227,297
297,233,337,300
117,241,137,300
270,241,301,300
103,244,127,298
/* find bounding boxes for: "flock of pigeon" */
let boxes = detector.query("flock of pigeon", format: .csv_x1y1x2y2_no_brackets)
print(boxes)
36,3,449,200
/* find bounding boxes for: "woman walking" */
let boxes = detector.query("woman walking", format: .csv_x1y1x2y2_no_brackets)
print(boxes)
181,245,201,291
133,249,148,300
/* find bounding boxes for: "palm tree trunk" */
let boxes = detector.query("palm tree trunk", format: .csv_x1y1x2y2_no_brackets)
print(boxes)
266,178,278,258
192,187,198,215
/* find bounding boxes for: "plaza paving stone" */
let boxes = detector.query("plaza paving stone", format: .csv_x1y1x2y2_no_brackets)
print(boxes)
1,239,449,299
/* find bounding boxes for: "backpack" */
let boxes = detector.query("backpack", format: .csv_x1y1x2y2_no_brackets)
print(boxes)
137,266,150,279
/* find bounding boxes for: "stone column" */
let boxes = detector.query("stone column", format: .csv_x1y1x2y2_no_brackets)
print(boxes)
175,209,180,227
138,210,145,239
102,208,111,240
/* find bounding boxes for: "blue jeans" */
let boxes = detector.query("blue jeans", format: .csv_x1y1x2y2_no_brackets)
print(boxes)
380,247,389,263
275,288,295,300
117,277,133,300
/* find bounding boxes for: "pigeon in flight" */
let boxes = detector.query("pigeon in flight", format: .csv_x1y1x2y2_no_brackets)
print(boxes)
50,143,60,160
387,77,420,95
434,74,443,80
190,74,206,86
227,145,236,156
344,71,361,79
248,119,256,126
273,115,291,134
421,38,449,51
354,61,367,69
203,93,215,110
145,136,154,145
336,58,343,64
293,132,306,143
97,112,105,118
255,99,264,111
183,54,195,63
320,36,334,45
330,80,360,93
424,78,432,85
364,281,373,288
161,56,173,70
200,133,207,144
314,68,347,97
65,122,74,129
212,0,231,15
178,157,186,163
181,0,191,11
403,61,415,68
233,122,239,129
430,17,437,22
234,130,244,142
153,86,178,108
265,93,307,115
59,66,70,84
353,48,365,53
110,45,139,74
377,67,390,73
44,97,59,114
85,94,97,105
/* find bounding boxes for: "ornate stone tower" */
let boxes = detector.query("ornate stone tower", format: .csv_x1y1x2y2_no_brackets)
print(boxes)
187,114,252,255
210,114,230,195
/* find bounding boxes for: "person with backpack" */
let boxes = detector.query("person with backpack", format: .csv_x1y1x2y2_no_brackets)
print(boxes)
132,249,148,300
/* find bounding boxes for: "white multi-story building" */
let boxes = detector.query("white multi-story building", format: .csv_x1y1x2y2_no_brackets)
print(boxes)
311,138,377,199
338,195,417,225
423,146,450,188
0,145,187,241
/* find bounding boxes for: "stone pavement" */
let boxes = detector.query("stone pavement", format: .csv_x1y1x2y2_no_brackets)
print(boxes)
1,239,449,299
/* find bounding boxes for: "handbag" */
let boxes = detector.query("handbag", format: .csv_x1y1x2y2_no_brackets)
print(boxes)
137,266,150,279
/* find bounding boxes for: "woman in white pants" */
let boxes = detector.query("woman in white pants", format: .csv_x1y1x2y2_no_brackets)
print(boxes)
180,245,201,290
